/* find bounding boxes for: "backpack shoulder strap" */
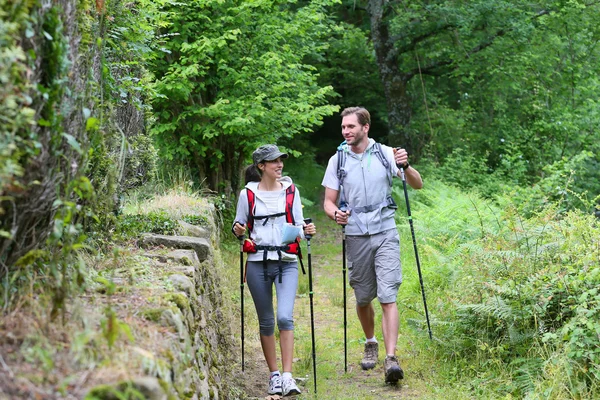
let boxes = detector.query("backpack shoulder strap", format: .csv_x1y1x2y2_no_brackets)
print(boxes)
372,142,390,168
336,143,347,187
285,184,295,225
372,142,392,186
246,188,256,233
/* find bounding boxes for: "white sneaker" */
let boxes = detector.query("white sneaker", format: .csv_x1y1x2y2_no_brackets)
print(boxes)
268,373,282,395
282,376,301,396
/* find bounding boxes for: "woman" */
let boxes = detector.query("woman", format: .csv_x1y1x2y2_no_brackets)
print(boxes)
233,144,316,397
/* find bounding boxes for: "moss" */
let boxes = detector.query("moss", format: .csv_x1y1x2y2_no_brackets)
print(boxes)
157,379,178,400
139,307,168,322
163,293,190,313
180,256,192,266
85,381,147,400
85,384,117,399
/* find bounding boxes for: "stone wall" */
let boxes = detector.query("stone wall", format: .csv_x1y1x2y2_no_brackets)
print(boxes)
87,214,238,400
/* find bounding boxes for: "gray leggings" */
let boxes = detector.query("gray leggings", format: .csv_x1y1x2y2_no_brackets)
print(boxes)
246,260,298,336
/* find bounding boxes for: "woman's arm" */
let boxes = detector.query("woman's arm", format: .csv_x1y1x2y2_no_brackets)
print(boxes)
232,189,249,237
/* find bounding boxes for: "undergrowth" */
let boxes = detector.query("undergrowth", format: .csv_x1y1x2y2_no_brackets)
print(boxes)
404,178,600,399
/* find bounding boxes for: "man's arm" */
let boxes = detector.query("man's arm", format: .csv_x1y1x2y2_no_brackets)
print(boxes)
393,148,423,189
323,187,340,221
400,166,423,189
324,187,350,225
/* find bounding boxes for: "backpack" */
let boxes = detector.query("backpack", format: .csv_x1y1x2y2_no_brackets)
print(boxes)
336,141,397,233
336,141,393,193
242,183,305,282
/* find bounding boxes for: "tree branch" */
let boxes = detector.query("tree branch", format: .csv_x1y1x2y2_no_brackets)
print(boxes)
391,22,457,55
408,8,554,77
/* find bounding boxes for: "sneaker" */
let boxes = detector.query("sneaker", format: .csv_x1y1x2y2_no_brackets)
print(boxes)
384,355,404,384
268,373,282,395
360,342,379,370
282,376,301,396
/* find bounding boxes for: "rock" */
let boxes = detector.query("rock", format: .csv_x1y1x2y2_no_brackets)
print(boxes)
141,234,210,261
178,220,211,239
166,249,200,267
168,274,194,296
172,265,195,278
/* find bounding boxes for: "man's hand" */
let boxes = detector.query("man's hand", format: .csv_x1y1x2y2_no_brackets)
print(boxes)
334,209,350,226
393,147,409,169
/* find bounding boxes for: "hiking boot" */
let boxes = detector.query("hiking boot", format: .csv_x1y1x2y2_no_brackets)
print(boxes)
384,355,404,384
268,373,282,395
282,376,301,396
360,342,379,370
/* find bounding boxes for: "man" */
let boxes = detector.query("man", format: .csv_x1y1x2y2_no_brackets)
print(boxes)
322,107,423,384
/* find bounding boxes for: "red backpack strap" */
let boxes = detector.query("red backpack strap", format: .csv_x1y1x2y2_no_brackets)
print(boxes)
285,184,295,225
246,188,256,233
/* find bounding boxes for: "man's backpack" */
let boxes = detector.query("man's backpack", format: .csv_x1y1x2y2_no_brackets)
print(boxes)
336,141,397,233
336,141,393,193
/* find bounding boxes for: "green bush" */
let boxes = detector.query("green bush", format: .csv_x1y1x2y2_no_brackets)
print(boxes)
435,202,600,397
116,212,208,240
117,212,178,239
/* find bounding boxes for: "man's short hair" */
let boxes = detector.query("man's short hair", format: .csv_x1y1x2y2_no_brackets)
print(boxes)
341,107,371,126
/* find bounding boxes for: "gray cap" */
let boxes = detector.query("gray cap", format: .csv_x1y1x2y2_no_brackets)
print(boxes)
252,144,288,165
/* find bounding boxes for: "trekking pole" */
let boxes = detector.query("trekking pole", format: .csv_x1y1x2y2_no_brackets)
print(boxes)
396,157,433,340
336,208,348,373
238,235,246,370
304,218,317,394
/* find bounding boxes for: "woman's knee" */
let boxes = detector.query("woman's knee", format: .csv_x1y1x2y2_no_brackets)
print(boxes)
277,316,294,331
259,317,275,336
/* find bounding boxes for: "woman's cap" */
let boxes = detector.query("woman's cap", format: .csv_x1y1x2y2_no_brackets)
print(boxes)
252,144,288,165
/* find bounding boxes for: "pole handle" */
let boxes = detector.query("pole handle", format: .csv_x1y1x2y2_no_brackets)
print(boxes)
393,147,409,177
303,218,312,240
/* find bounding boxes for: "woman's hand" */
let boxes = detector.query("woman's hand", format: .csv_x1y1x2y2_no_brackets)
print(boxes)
233,222,246,238
303,222,316,236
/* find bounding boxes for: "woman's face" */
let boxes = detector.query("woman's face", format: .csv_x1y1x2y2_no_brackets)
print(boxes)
259,157,284,180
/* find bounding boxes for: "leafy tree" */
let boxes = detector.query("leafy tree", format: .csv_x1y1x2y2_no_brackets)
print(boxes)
147,0,338,194
354,0,600,177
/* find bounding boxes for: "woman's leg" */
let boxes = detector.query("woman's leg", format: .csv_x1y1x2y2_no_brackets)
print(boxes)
246,261,278,371
259,334,278,372
274,262,299,373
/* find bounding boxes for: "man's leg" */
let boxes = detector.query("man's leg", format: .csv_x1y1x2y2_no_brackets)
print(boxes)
357,302,379,370
380,302,399,356
346,235,379,370
356,302,375,339
374,229,404,383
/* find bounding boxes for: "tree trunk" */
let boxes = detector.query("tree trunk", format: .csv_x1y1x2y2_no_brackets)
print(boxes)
367,0,414,153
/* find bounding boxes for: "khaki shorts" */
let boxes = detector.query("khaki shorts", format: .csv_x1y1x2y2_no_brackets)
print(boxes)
346,228,402,306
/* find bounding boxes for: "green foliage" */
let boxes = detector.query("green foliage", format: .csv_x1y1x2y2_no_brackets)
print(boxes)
412,180,600,397
116,211,207,240
351,0,600,208
116,212,178,239
0,0,37,196
510,151,600,215
147,0,340,193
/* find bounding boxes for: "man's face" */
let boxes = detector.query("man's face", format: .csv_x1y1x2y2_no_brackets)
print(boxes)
341,114,369,146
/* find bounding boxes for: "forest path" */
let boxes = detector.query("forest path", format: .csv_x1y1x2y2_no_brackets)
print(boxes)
232,209,469,400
